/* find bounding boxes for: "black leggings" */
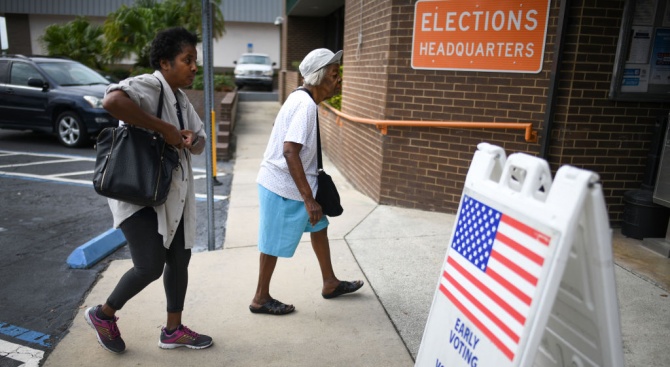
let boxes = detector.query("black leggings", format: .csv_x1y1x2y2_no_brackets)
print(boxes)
106,207,192,313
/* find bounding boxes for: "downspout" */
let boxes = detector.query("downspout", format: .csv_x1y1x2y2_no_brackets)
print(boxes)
539,0,570,159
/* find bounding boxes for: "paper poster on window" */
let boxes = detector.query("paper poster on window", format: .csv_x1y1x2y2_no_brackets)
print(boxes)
628,26,653,63
650,28,670,85
621,64,650,92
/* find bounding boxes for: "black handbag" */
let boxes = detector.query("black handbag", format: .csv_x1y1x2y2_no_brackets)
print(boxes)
315,105,343,217
92,79,180,207
294,87,343,216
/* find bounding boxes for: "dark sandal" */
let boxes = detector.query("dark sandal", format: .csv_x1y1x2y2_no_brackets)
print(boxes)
322,280,364,299
249,299,295,315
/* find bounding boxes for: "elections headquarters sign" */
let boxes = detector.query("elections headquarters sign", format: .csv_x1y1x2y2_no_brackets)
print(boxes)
412,0,551,73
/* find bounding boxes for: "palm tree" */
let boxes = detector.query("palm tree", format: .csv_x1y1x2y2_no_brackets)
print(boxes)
39,16,104,69
170,0,225,39
102,0,225,68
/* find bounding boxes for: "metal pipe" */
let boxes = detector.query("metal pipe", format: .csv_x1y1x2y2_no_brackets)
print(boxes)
201,0,216,250
321,103,538,142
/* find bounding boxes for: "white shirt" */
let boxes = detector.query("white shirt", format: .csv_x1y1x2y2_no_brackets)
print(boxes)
257,90,318,201
105,71,206,249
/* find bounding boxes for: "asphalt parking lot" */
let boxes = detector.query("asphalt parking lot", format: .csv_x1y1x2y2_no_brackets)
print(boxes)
0,129,232,365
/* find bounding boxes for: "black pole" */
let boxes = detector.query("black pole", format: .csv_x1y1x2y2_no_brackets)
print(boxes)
539,0,571,160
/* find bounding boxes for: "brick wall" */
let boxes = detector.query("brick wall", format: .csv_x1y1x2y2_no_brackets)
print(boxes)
182,89,234,160
380,0,549,212
319,107,384,202
341,0,393,121
546,0,669,224
283,70,300,100
215,91,238,160
286,17,328,72
319,0,670,225
278,16,328,101
318,0,393,202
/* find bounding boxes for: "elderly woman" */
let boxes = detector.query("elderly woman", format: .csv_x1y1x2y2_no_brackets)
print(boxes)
250,48,364,315
84,27,211,353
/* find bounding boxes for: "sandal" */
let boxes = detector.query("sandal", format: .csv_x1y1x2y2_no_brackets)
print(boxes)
322,280,364,299
249,299,295,315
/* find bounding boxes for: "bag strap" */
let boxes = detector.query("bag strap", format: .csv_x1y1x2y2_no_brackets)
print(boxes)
155,76,165,119
175,98,185,130
159,75,186,131
316,111,323,171
155,75,185,155
294,87,323,170
154,75,184,130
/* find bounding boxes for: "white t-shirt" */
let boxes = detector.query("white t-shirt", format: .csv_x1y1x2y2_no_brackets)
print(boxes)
257,90,318,201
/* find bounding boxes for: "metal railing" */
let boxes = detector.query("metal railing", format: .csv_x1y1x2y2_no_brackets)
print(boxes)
321,103,538,143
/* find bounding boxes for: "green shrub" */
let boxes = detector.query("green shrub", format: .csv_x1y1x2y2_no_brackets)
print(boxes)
326,65,343,110
129,67,154,77
327,94,341,110
107,68,131,81
192,73,235,91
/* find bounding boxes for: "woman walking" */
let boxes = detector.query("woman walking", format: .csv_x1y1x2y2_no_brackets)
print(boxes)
84,27,211,354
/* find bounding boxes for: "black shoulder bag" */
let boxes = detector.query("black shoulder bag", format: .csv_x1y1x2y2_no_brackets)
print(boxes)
296,87,343,217
92,78,180,207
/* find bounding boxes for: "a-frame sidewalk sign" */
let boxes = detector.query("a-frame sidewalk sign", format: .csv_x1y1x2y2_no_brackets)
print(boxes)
415,143,624,367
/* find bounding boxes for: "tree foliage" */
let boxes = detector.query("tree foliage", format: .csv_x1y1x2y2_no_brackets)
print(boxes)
172,0,225,39
39,16,104,69
102,0,225,67
38,0,226,69
102,1,169,67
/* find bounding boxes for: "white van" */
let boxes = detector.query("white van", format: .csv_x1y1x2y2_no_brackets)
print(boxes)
233,53,275,91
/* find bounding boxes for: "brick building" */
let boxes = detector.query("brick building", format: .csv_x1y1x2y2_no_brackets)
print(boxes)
280,0,670,228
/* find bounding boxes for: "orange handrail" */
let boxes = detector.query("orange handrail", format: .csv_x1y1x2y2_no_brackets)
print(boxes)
321,103,538,143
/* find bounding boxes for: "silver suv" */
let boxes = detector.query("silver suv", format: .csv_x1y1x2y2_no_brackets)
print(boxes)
233,53,275,91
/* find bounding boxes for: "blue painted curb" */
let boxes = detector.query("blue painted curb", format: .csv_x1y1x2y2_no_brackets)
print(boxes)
67,228,126,269
0,322,52,348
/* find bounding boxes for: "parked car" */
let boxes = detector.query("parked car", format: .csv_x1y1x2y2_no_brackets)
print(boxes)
0,55,118,147
233,53,275,91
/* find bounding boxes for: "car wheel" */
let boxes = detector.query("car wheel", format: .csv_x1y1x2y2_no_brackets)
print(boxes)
55,111,89,147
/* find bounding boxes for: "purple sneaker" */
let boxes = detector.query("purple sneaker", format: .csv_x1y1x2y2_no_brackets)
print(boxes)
158,324,213,350
84,305,125,353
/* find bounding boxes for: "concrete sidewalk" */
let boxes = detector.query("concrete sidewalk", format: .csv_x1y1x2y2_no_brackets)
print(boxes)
45,101,670,366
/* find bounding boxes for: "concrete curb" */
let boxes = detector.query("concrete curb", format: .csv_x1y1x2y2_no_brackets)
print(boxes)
66,228,126,269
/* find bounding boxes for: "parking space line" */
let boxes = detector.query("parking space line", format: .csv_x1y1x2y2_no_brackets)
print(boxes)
0,171,92,186
0,158,88,169
195,193,228,201
0,152,21,157
48,170,94,178
0,171,91,186
0,339,44,367
0,150,229,201
0,150,95,161
193,173,227,179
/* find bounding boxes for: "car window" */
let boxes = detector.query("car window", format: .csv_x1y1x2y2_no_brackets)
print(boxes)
38,61,109,86
239,55,271,65
0,61,8,83
10,62,42,86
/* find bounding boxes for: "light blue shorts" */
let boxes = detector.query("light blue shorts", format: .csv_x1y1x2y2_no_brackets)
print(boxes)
258,184,329,258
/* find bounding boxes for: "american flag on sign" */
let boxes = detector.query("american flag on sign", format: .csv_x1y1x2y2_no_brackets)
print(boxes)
440,195,551,361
